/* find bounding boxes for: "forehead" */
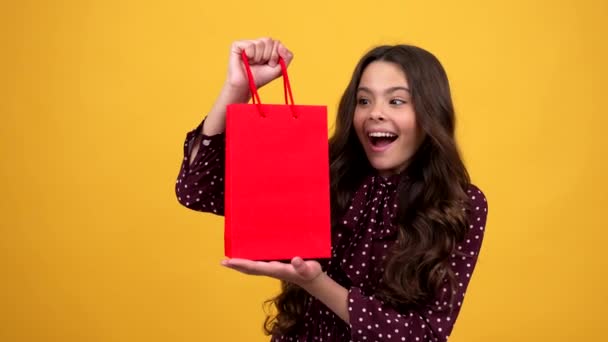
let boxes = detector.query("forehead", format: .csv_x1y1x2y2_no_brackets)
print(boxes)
359,61,409,88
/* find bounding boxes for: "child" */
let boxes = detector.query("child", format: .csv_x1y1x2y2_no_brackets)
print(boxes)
175,38,488,342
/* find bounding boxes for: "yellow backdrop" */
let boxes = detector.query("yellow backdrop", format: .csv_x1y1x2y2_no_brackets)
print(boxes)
1,0,606,341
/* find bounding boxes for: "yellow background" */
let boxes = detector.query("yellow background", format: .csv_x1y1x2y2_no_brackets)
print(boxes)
1,0,606,341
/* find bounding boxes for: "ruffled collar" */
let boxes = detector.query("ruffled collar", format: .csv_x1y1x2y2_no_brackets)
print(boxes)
340,172,404,240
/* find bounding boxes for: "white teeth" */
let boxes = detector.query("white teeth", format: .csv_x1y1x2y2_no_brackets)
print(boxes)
368,132,397,138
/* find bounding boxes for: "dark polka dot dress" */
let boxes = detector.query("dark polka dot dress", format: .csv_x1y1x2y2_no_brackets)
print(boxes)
176,122,489,342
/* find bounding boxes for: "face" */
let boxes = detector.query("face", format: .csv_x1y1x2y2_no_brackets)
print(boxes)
353,61,424,177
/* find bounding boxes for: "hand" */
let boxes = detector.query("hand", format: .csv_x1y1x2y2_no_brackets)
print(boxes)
222,256,351,323
225,37,294,91
221,256,322,287
201,38,293,136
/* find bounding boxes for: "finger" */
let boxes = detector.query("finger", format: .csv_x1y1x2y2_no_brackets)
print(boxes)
231,40,255,59
224,258,280,276
291,257,311,277
278,43,294,66
229,40,255,75
223,258,257,268
261,37,273,63
269,40,280,67
231,266,260,276
246,45,256,61
222,259,263,275
253,39,266,64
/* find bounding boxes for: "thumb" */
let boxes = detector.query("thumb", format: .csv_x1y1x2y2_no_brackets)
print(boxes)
291,257,310,277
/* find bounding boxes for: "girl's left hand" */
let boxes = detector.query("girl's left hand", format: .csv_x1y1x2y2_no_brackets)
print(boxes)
221,257,323,287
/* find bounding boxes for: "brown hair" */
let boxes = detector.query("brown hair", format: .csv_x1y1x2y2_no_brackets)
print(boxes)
264,45,471,335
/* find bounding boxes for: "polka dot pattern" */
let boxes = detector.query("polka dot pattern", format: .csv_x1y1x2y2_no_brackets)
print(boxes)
175,121,225,214
176,122,489,341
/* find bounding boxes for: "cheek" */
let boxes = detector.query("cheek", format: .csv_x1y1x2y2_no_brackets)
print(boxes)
397,111,418,135
353,111,366,138
396,112,422,150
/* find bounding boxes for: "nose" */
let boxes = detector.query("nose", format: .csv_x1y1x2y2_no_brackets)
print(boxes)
369,103,385,121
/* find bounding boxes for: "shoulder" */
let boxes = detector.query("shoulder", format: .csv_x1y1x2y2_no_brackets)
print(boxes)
454,183,488,254
465,183,488,229
466,183,488,210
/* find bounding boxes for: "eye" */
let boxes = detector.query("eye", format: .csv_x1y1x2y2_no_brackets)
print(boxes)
390,98,407,105
357,98,370,105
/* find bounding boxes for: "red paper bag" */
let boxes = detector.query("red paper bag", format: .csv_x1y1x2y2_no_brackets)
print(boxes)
224,52,331,261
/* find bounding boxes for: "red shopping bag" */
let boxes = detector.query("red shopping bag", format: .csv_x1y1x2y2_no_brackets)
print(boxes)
224,52,331,261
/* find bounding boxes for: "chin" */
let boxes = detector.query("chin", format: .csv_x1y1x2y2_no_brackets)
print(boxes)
369,163,397,176
368,158,408,176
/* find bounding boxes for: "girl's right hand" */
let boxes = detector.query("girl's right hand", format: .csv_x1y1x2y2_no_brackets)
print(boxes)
200,38,293,137
225,38,294,92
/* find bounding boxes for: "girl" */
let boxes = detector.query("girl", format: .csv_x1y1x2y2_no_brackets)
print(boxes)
176,38,488,342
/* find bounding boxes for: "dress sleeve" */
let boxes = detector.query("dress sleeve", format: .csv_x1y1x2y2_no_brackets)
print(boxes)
347,185,489,341
175,120,225,215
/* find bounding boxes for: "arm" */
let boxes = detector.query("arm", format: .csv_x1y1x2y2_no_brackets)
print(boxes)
175,38,294,212
223,186,488,340
303,185,489,341
175,120,226,213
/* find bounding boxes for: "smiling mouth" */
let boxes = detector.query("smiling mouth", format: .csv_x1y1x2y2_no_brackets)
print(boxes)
368,131,398,149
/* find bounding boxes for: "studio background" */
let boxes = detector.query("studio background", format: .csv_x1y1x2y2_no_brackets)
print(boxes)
1,0,606,341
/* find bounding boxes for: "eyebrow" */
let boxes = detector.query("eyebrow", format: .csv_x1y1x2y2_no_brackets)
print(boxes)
357,86,411,94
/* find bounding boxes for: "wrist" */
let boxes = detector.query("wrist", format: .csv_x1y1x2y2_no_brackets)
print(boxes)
300,272,328,294
299,272,351,324
219,82,250,104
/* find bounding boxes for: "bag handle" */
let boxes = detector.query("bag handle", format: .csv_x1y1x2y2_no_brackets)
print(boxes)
240,51,297,117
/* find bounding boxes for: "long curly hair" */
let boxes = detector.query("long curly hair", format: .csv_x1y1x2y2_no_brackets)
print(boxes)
264,45,471,335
